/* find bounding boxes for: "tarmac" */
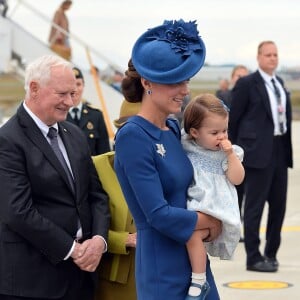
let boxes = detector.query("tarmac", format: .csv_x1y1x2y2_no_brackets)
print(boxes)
210,120,300,300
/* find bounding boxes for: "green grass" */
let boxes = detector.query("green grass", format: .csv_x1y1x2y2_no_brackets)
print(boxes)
291,90,300,107
0,73,24,120
0,74,24,98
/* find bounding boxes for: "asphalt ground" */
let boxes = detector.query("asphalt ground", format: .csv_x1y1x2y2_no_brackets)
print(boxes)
210,120,300,300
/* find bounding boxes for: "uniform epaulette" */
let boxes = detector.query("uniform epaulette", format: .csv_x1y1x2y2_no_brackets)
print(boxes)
83,100,101,111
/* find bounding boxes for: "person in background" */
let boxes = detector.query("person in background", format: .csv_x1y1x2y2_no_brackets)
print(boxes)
67,67,111,156
93,99,141,300
110,70,124,93
113,99,141,131
231,65,249,88
0,0,8,17
0,54,110,300
172,94,191,128
225,65,250,109
229,40,293,272
48,0,72,60
215,78,230,107
182,94,244,299
114,19,222,300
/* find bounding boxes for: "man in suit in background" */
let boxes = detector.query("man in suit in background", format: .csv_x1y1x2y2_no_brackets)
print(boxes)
67,67,111,155
0,54,110,300
229,41,293,272
215,78,230,106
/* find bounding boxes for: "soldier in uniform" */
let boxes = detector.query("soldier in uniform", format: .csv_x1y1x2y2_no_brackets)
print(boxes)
67,67,111,155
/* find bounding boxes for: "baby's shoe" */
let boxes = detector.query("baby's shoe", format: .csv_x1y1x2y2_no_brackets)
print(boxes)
184,281,210,300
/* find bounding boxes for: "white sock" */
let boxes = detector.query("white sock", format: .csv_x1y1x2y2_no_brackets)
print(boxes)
188,272,206,296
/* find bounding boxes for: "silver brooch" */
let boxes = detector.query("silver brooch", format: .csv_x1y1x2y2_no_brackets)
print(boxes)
156,144,166,157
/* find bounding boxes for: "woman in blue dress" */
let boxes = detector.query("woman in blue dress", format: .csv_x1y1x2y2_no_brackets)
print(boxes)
114,19,221,300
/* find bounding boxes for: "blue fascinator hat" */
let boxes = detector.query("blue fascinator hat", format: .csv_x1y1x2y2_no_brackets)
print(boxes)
132,19,206,84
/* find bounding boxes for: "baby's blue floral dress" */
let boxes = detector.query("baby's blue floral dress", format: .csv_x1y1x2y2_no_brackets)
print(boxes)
182,133,244,259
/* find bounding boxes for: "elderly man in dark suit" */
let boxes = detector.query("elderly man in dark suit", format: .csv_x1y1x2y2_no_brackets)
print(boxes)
229,41,293,273
0,54,110,300
67,67,111,156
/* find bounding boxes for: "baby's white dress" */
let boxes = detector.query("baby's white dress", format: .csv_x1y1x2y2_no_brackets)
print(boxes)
182,133,243,259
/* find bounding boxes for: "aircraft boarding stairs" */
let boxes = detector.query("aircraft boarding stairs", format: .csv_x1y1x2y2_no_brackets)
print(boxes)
0,2,123,137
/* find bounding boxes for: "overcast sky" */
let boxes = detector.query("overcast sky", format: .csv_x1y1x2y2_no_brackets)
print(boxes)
8,0,300,71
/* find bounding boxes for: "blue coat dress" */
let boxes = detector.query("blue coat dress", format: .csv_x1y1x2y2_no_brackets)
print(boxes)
114,116,219,300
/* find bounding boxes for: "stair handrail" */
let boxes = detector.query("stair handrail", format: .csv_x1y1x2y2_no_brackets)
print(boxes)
85,47,115,140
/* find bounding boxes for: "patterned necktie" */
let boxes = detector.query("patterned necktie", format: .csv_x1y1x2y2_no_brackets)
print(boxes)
271,78,284,134
47,127,74,192
72,107,80,125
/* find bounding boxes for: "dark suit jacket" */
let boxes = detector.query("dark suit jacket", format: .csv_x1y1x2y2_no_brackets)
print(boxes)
67,102,111,156
0,104,110,298
229,70,293,169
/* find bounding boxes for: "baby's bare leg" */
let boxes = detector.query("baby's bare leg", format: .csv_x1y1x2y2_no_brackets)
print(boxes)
186,229,210,273
186,228,210,297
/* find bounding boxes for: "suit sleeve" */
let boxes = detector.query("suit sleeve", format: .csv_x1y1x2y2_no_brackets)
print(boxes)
229,77,250,143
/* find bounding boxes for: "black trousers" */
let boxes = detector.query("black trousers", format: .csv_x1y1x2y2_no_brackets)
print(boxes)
0,261,94,300
244,136,288,266
236,182,245,219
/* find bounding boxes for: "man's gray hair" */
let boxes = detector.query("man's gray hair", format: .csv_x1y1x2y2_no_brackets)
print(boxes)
24,55,73,98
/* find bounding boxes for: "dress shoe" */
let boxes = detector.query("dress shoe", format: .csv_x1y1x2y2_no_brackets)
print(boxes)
264,256,279,268
185,281,210,300
247,260,278,272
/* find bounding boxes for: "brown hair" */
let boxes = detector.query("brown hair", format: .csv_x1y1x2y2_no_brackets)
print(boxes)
61,1,72,9
121,59,144,103
183,93,228,134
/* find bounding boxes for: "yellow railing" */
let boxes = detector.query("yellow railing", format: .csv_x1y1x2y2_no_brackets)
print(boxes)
85,47,115,140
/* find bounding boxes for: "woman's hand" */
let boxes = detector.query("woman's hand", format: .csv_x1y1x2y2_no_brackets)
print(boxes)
125,232,137,248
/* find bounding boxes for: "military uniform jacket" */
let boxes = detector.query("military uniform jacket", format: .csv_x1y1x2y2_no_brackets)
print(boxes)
67,102,111,155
